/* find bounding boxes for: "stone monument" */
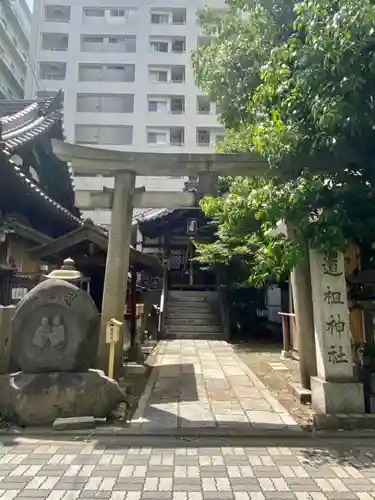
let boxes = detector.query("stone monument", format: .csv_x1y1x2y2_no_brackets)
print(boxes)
0,263,126,426
309,249,364,414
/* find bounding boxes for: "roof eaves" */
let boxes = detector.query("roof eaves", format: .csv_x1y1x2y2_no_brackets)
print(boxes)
1,149,83,227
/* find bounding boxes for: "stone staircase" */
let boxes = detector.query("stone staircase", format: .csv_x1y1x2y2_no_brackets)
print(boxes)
164,290,226,340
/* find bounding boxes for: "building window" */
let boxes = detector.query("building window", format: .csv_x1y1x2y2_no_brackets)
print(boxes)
79,64,135,82
151,13,169,24
83,8,104,17
147,132,168,145
151,41,168,52
149,70,168,82
172,9,186,25
39,62,67,80
197,129,210,146
171,38,185,53
77,94,134,113
41,33,69,52
148,100,168,113
81,35,136,53
109,8,137,23
44,5,71,22
197,96,211,114
75,125,133,145
111,9,125,17
171,66,185,82
171,97,185,114
170,127,184,146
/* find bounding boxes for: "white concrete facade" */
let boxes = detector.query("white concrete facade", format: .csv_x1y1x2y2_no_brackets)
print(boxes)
0,0,31,99
26,0,226,226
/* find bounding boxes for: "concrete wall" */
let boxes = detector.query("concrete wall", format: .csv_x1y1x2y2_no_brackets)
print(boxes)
0,0,31,98
26,0,226,226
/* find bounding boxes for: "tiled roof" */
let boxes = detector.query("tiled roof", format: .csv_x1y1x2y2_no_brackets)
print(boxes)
132,208,178,225
0,92,82,227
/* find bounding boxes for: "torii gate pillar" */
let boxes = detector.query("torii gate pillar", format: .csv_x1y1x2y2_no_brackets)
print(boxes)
98,170,135,374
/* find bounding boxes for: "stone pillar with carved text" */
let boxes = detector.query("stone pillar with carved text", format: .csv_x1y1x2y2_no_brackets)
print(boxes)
309,249,364,414
97,170,135,375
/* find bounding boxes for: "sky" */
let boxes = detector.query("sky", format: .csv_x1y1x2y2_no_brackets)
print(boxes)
26,0,33,11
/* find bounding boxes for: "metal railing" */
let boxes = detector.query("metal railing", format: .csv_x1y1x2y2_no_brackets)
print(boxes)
157,263,168,337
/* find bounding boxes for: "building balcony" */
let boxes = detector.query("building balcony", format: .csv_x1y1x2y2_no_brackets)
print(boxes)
81,35,136,54
78,63,135,84
196,127,226,149
0,50,24,93
149,36,187,61
1,0,30,42
44,5,71,23
39,62,66,82
150,8,186,26
146,126,185,148
82,7,137,28
0,17,28,68
41,33,69,52
0,80,12,99
75,124,134,147
146,95,185,125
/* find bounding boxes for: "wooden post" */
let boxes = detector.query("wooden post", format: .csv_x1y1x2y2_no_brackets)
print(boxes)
97,170,135,375
130,266,137,351
278,312,292,358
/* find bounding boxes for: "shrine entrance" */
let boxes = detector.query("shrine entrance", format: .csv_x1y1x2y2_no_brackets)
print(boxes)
135,207,217,292
51,139,268,373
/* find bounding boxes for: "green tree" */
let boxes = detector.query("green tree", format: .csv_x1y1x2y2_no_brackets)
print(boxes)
192,0,375,285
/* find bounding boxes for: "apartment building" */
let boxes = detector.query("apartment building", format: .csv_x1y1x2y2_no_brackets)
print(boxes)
25,0,226,226
0,0,31,99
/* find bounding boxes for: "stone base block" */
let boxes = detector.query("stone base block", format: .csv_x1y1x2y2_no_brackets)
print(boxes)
53,416,95,430
0,369,126,426
311,376,365,415
314,413,375,431
289,382,311,404
124,363,147,375
281,350,293,359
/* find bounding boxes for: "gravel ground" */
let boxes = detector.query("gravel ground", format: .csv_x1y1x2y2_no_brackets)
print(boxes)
234,340,314,430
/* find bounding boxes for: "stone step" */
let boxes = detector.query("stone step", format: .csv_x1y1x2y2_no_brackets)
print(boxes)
166,317,221,327
168,291,218,302
165,324,222,334
167,302,214,310
164,332,227,340
166,311,218,320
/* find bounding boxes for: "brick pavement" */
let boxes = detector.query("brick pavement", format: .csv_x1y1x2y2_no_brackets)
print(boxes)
0,437,374,499
131,340,300,432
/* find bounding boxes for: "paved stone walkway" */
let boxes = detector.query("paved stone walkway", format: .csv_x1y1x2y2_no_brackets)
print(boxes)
0,436,374,499
131,340,300,432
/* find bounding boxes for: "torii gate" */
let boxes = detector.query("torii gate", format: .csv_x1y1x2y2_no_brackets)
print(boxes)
52,140,268,373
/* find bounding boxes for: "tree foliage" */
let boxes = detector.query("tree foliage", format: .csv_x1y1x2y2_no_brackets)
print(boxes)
192,0,375,286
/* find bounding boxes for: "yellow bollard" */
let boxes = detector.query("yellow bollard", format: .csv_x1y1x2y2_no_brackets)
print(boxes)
105,318,123,379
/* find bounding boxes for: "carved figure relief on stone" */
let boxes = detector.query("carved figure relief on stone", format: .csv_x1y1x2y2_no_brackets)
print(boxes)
33,316,65,350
